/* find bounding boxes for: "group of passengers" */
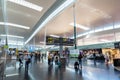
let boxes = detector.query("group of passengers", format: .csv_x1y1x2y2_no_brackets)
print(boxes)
34,53,45,63
18,52,45,71
18,53,31,70
48,53,60,66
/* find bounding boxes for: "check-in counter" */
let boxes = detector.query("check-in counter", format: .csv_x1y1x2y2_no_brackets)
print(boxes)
113,58,120,67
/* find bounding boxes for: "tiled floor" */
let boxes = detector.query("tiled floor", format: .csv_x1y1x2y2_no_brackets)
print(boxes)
4,58,120,80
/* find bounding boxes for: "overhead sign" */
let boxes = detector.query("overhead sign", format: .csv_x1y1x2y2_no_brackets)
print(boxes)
46,36,74,46
46,36,59,45
62,38,74,46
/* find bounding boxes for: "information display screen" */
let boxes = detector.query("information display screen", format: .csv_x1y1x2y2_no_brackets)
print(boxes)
46,36,54,45
46,36,74,46
62,38,74,46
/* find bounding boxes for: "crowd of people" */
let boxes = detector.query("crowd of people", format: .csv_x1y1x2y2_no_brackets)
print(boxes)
48,53,60,66
18,52,46,71
8,50,111,73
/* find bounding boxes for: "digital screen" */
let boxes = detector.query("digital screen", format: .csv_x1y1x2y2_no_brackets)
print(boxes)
46,36,59,45
46,36,54,45
46,36,74,46
62,38,74,46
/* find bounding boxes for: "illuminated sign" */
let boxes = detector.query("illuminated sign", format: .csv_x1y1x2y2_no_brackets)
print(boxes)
46,36,74,46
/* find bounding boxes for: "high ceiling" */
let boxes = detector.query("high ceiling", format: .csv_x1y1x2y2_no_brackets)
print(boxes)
34,0,120,45
0,0,56,46
0,0,120,48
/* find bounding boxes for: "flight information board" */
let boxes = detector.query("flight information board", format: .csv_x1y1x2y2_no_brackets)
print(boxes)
46,36,55,45
46,36,74,46
62,38,74,46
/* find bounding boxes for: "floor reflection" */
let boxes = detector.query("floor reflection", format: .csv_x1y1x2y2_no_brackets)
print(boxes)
5,59,120,80
24,70,30,80
47,65,53,80
54,67,59,80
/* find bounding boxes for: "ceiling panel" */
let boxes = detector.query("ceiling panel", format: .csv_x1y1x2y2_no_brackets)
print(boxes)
34,0,120,46
8,27,28,37
1,0,120,47
0,8,4,21
2,0,56,44
0,1,6,40
0,25,5,34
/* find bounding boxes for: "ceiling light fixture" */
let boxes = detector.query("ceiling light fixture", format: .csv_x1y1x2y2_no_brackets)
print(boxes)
100,39,110,42
0,34,24,38
8,0,43,12
25,0,76,44
8,40,23,43
50,35,60,38
8,42,23,46
40,41,45,44
0,22,30,29
73,24,120,39
70,23,90,30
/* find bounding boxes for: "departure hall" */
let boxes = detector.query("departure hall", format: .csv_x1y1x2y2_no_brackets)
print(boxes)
0,0,120,80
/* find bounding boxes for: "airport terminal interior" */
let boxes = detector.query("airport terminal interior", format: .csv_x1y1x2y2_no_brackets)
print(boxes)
0,0,120,80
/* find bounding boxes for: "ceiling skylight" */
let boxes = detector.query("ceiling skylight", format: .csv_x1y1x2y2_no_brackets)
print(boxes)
8,0,43,12
0,34,24,38
70,23,90,30
0,22,30,29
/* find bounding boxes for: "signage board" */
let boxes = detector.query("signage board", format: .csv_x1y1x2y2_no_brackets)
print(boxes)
46,36,74,46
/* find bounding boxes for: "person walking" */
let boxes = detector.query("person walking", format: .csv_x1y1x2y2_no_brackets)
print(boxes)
48,54,52,65
78,53,83,69
24,54,31,71
18,55,23,66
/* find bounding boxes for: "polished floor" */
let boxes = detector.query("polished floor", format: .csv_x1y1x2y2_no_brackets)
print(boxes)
4,58,120,80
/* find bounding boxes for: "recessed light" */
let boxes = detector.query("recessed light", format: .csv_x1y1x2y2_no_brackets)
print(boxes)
50,35,60,38
70,23,90,30
8,0,43,12
0,22,30,29
0,34,24,38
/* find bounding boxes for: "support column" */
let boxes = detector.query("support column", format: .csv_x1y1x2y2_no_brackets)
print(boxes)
73,5,77,49
59,37,63,57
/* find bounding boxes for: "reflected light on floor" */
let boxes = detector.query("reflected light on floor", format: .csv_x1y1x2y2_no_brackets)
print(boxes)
6,66,15,70
66,67,75,72
28,71,36,80
6,73,19,77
